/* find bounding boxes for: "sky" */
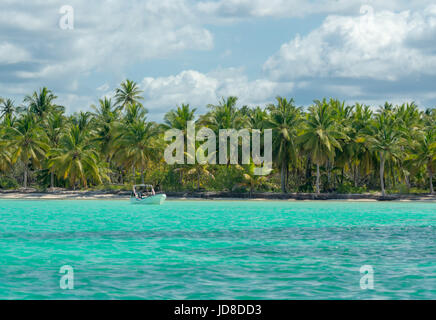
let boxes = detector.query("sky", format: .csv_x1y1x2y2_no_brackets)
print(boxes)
1,0,436,120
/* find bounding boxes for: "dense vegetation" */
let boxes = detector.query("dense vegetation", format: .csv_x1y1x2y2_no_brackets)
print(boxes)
0,80,435,195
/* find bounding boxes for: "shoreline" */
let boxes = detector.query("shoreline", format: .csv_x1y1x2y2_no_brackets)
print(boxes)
0,190,435,202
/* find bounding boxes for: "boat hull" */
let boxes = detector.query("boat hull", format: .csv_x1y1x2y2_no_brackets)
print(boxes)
130,194,167,205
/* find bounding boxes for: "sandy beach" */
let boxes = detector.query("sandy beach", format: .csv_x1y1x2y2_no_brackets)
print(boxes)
1,190,435,202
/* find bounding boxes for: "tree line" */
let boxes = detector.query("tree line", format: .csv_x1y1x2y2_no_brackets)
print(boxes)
0,80,435,195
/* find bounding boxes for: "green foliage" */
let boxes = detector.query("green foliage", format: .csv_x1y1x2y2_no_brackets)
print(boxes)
336,182,366,194
0,83,435,195
0,176,19,189
90,184,132,192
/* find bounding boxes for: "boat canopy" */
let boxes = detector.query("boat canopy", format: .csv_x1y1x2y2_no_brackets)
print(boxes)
133,184,154,189
132,184,155,194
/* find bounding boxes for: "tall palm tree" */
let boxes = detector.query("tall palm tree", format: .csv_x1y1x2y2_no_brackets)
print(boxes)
70,111,92,132
114,80,144,110
163,104,197,180
24,88,61,120
299,99,347,194
48,125,104,189
201,96,246,130
0,99,15,119
124,103,148,125
395,102,422,188
247,106,269,132
363,113,404,196
328,100,354,189
0,127,11,173
164,104,196,131
408,128,436,194
268,97,301,193
347,104,374,187
200,97,248,166
116,120,161,184
6,113,48,188
111,103,149,183
91,98,119,160
46,111,66,189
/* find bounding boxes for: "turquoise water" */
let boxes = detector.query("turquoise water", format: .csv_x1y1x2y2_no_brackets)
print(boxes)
0,200,435,300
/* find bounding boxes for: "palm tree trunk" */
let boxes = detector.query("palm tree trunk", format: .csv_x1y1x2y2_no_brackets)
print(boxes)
390,165,395,188
404,171,410,193
23,166,28,189
50,170,55,189
380,153,385,196
281,160,287,193
140,164,145,185
305,156,312,180
354,164,358,188
316,163,320,194
428,165,434,194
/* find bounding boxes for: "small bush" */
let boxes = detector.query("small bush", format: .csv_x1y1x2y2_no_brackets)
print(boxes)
0,176,20,190
336,182,366,194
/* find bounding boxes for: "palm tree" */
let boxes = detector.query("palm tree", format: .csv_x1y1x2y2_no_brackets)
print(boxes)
0,132,11,173
247,106,269,131
201,96,246,130
46,111,66,189
116,120,161,184
124,103,148,125
395,103,422,188
346,104,374,187
163,104,197,183
24,88,62,120
91,98,119,160
330,100,355,189
70,111,92,131
48,125,105,189
363,112,404,196
164,104,196,131
268,97,301,193
408,128,436,194
6,113,48,188
115,80,144,110
184,164,215,190
234,163,268,197
200,97,248,166
299,99,347,194
1,99,15,119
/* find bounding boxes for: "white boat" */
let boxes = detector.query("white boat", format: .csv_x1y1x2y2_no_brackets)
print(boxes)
130,185,167,205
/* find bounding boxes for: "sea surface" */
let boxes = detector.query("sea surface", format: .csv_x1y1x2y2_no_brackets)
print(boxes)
0,200,435,300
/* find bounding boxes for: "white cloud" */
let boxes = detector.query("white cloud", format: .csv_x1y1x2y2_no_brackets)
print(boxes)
141,68,294,118
2,1,436,115
264,5,436,81
0,0,214,91
96,83,110,92
57,93,94,114
196,0,436,18
0,42,31,64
